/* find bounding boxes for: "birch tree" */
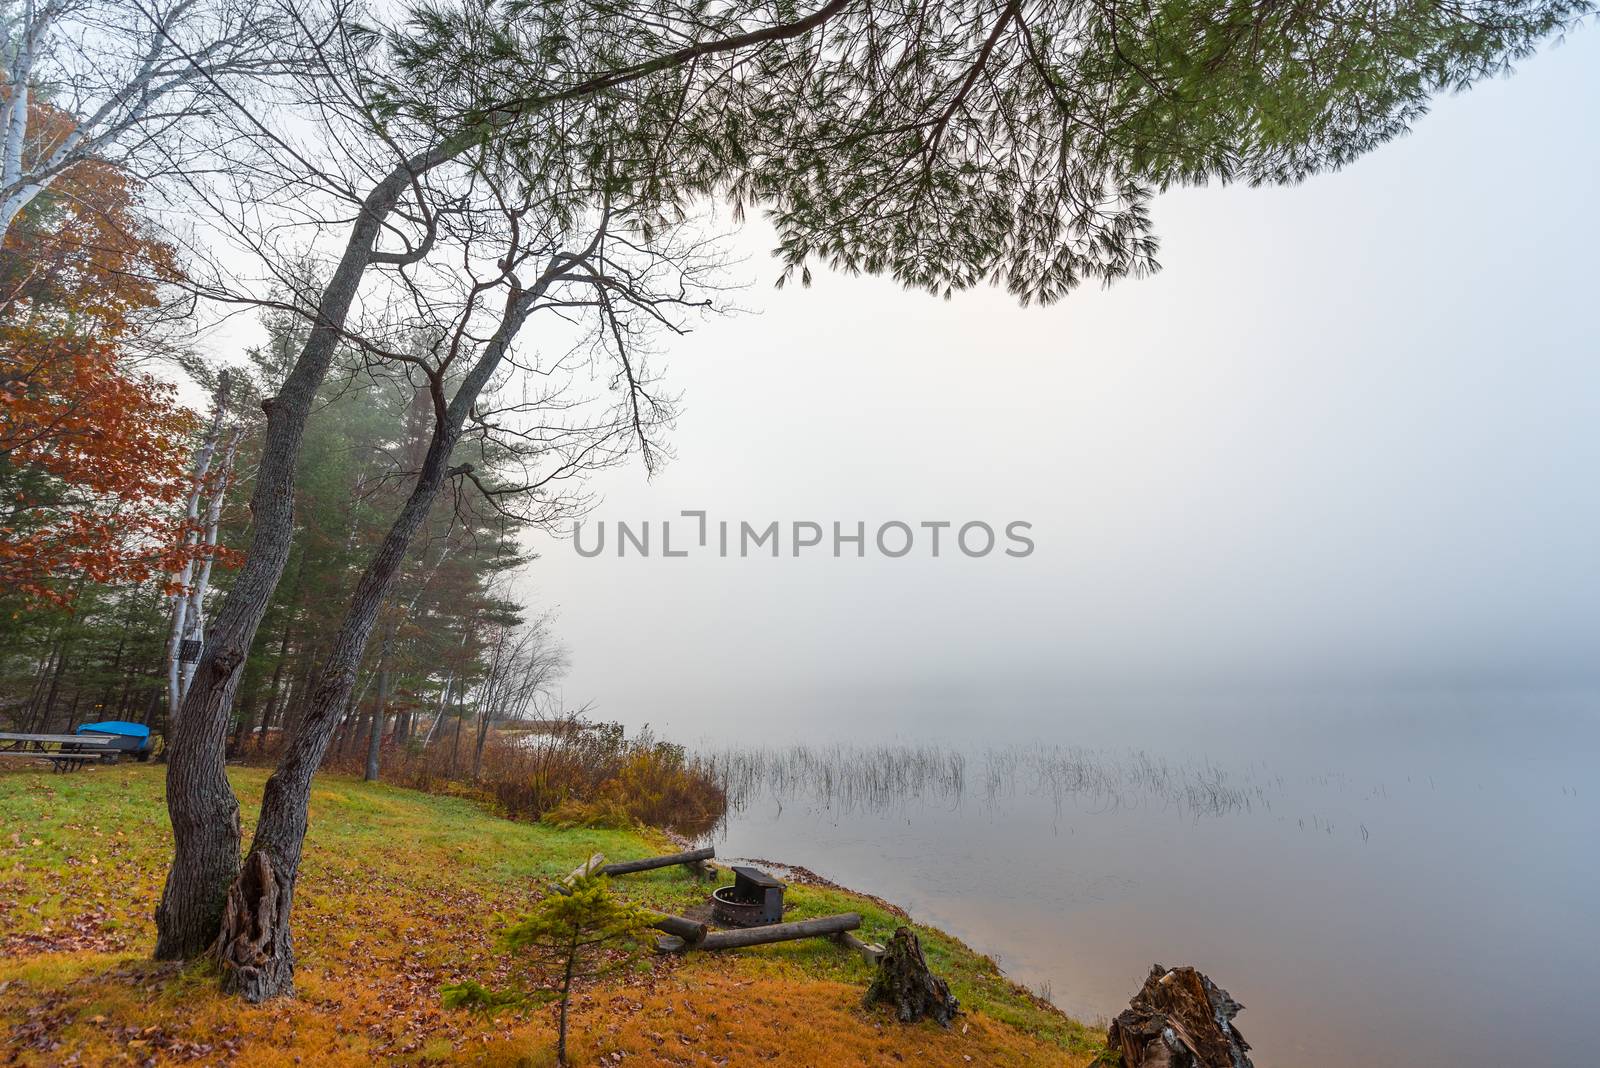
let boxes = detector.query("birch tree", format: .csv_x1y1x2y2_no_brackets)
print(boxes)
164,368,243,722
0,0,286,241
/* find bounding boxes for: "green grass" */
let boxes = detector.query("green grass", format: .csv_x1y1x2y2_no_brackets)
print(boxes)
0,763,1101,1066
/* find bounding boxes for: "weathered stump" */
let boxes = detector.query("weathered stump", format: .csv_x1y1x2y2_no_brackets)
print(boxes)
863,927,959,1026
214,848,296,1002
1104,964,1253,1068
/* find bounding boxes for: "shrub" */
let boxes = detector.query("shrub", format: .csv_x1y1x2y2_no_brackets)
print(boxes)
600,742,726,834
303,712,726,835
539,797,635,830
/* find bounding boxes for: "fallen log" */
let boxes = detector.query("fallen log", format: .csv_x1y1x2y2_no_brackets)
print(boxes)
544,853,706,944
548,853,608,897
833,930,886,965
1105,964,1253,1068
657,912,862,953
863,927,958,1026
562,853,606,886
599,847,715,877
646,910,708,945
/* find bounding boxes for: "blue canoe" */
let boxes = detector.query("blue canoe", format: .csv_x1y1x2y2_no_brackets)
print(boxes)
74,721,153,757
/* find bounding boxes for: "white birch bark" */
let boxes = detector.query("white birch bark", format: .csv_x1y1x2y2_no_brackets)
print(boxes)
0,0,281,243
165,378,230,722
176,425,242,701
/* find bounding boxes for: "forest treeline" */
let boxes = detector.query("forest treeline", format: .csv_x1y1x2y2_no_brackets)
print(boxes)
0,177,592,803
2,221,721,828
2,282,561,783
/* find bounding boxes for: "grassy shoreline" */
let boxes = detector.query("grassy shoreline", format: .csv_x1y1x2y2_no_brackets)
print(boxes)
0,764,1102,1065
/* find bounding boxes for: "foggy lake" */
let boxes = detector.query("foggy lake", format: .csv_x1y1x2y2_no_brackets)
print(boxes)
685,691,1598,1068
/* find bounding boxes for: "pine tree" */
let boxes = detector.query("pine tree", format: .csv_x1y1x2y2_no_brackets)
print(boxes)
443,875,655,1067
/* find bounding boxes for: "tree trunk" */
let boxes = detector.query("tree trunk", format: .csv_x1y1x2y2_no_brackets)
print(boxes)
23,646,52,733
558,941,576,1067
863,927,959,1026
394,705,412,747
39,642,69,732
450,698,465,772
422,672,453,746
472,702,492,780
1104,965,1254,1068
336,668,380,760
166,390,225,725
257,640,286,750
213,425,463,999
98,604,132,715
155,160,423,961
364,619,396,782
22,641,58,733
201,184,546,994
230,688,258,757
281,645,320,745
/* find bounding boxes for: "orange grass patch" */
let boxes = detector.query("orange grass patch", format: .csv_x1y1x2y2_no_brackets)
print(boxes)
545,966,1097,1067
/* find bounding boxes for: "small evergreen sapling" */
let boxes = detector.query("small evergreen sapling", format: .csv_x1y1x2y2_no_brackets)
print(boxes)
442,875,654,1066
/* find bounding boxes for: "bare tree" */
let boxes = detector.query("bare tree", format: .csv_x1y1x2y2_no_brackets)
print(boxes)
0,0,288,240
469,612,569,780
207,164,713,997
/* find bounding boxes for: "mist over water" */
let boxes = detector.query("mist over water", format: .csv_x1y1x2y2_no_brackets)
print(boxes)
691,692,1598,1068
512,31,1600,1068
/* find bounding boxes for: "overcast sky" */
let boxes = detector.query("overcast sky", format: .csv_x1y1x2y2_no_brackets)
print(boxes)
497,33,1600,741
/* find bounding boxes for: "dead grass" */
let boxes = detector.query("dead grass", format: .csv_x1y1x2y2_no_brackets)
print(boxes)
0,764,1102,1066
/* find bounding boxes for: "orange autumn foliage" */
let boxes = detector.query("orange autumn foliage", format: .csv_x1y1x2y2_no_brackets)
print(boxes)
0,101,199,606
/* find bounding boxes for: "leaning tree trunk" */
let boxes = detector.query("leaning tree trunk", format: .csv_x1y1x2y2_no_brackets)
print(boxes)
155,162,427,961
215,427,466,1000
863,927,960,1026
210,226,554,1000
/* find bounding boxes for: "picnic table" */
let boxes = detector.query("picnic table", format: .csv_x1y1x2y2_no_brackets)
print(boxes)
0,731,120,772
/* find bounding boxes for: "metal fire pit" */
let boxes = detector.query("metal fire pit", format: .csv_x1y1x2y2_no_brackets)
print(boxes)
711,865,786,927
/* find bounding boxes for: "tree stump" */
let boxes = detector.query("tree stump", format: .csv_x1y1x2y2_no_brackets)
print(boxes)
1104,964,1253,1068
863,927,959,1026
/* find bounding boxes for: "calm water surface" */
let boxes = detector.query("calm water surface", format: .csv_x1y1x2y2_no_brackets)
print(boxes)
684,693,1597,1068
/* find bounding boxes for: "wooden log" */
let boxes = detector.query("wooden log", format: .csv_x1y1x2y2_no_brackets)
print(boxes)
562,853,606,886
657,912,862,953
598,847,715,877
646,911,707,945
833,930,886,965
